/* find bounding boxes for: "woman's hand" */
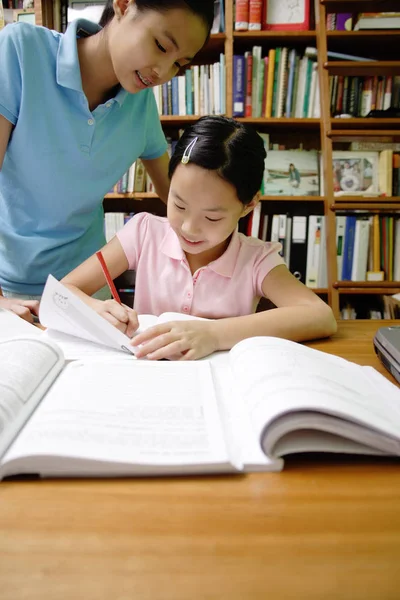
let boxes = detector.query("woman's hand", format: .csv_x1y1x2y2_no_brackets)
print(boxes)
89,298,139,337
132,319,219,361
0,297,39,323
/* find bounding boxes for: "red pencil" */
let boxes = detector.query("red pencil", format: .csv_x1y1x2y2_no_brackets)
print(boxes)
95,250,122,305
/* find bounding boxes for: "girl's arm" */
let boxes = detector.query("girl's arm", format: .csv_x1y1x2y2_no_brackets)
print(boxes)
61,236,138,336
142,151,170,204
211,265,337,352
133,265,337,360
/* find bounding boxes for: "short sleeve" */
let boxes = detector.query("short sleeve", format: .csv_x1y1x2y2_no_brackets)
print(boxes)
140,90,168,160
116,212,150,271
253,242,285,296
0,24,23,125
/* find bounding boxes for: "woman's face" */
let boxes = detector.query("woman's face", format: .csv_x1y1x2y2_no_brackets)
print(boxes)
107,1,208,93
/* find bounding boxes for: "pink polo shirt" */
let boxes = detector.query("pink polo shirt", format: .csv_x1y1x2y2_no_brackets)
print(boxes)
116,212,284,318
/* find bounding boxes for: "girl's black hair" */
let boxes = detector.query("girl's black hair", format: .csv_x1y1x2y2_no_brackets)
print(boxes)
169,116,266,205
99,0,215,34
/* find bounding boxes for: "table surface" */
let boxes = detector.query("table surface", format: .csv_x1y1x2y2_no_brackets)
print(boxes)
1,320,400,600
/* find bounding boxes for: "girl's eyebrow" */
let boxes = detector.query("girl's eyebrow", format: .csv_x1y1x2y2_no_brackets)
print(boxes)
173,192,227,212
163,31,193,62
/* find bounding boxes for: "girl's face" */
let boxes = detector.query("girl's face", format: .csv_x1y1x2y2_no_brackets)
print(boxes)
167,163,256,265
108,0,208,93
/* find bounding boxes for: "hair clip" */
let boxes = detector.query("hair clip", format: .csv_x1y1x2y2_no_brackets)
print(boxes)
181,137,198,165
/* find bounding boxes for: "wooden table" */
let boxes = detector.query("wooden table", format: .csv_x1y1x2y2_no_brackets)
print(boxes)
1,321,400,600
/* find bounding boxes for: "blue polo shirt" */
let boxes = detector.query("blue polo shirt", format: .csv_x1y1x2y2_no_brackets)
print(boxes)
0,19,167,294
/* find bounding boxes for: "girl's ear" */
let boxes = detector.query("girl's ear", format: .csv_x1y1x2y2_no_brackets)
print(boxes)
241,192,260,217
113,0,132,18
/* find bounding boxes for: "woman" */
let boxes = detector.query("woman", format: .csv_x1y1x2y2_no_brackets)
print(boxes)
0,0,214,321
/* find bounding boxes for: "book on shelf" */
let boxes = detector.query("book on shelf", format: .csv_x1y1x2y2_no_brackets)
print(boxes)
1,321,400,480
335,215,400,283
354,13,400,31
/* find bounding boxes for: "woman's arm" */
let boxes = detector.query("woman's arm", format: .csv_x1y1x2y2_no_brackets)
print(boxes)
61,236,138,336
141,151,170,204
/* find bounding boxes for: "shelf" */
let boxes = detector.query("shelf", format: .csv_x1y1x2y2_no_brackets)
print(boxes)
233,31,316,46
236,118,320,129
328,130,400,142
261,195,324,202
324,61,400,76
321,0,400,11
105,193,158,199
160,116,203,125
335,282,400,292
327,31,400,40
104,193,324,202
331,202,400,211
330,119,400,130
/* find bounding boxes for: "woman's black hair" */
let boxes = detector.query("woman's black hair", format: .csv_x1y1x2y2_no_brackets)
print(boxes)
99,0,215,34
169,116,266,205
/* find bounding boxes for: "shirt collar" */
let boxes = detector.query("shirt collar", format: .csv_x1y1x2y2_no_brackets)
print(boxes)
56,19,128,106
160,226,241,278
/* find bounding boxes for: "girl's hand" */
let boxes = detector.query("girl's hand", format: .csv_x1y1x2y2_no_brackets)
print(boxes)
132,320,219,361
89,298,139,337
0,297,39,323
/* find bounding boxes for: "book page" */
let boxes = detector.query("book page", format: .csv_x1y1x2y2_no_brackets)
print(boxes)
0,359,238,478
229,337,400,456
0,337,64,459
39,275,135,356
0,308,42,341
210,361,283,472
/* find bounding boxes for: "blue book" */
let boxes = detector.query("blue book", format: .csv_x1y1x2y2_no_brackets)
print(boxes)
171,77,179,115
342,215,357,280
232,55,245,117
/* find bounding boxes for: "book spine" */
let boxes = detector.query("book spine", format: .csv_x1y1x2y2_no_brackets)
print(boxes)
248,0,262,31
244,52,253,118
235,0,249,31
232,55,245,117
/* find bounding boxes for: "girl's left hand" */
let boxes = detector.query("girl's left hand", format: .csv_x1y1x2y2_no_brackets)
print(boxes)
132,320,219,361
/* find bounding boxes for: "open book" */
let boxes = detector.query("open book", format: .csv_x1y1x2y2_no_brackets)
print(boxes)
1,333,400,479
39,275,203,360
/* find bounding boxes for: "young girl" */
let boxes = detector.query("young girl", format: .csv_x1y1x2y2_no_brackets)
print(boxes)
62,116,337,360
0,0,214,321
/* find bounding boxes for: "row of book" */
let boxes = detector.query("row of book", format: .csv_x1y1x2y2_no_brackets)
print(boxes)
341,294,400,320
330,75,400,118
104,212,134,243
153,58,226,117
233,47,320,119
336,215,400,283
234,0,311,32
246,209,400,287
108,159,155,195
245,208,327,289
327,12,400,31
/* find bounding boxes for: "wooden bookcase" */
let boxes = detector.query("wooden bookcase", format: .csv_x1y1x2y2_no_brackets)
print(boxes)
33,0,400,319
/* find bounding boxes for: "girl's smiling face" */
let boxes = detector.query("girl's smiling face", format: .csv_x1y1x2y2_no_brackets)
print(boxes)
107,1,208,93
167,163,257,265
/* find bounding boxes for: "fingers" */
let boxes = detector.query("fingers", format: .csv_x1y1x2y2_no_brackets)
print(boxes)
124,307,139,338
10,303,35,323
132,324,169,347
21,300,40,315
99,300,138,335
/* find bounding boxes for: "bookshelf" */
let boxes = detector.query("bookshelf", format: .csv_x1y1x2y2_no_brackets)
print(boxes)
32,0,400,319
